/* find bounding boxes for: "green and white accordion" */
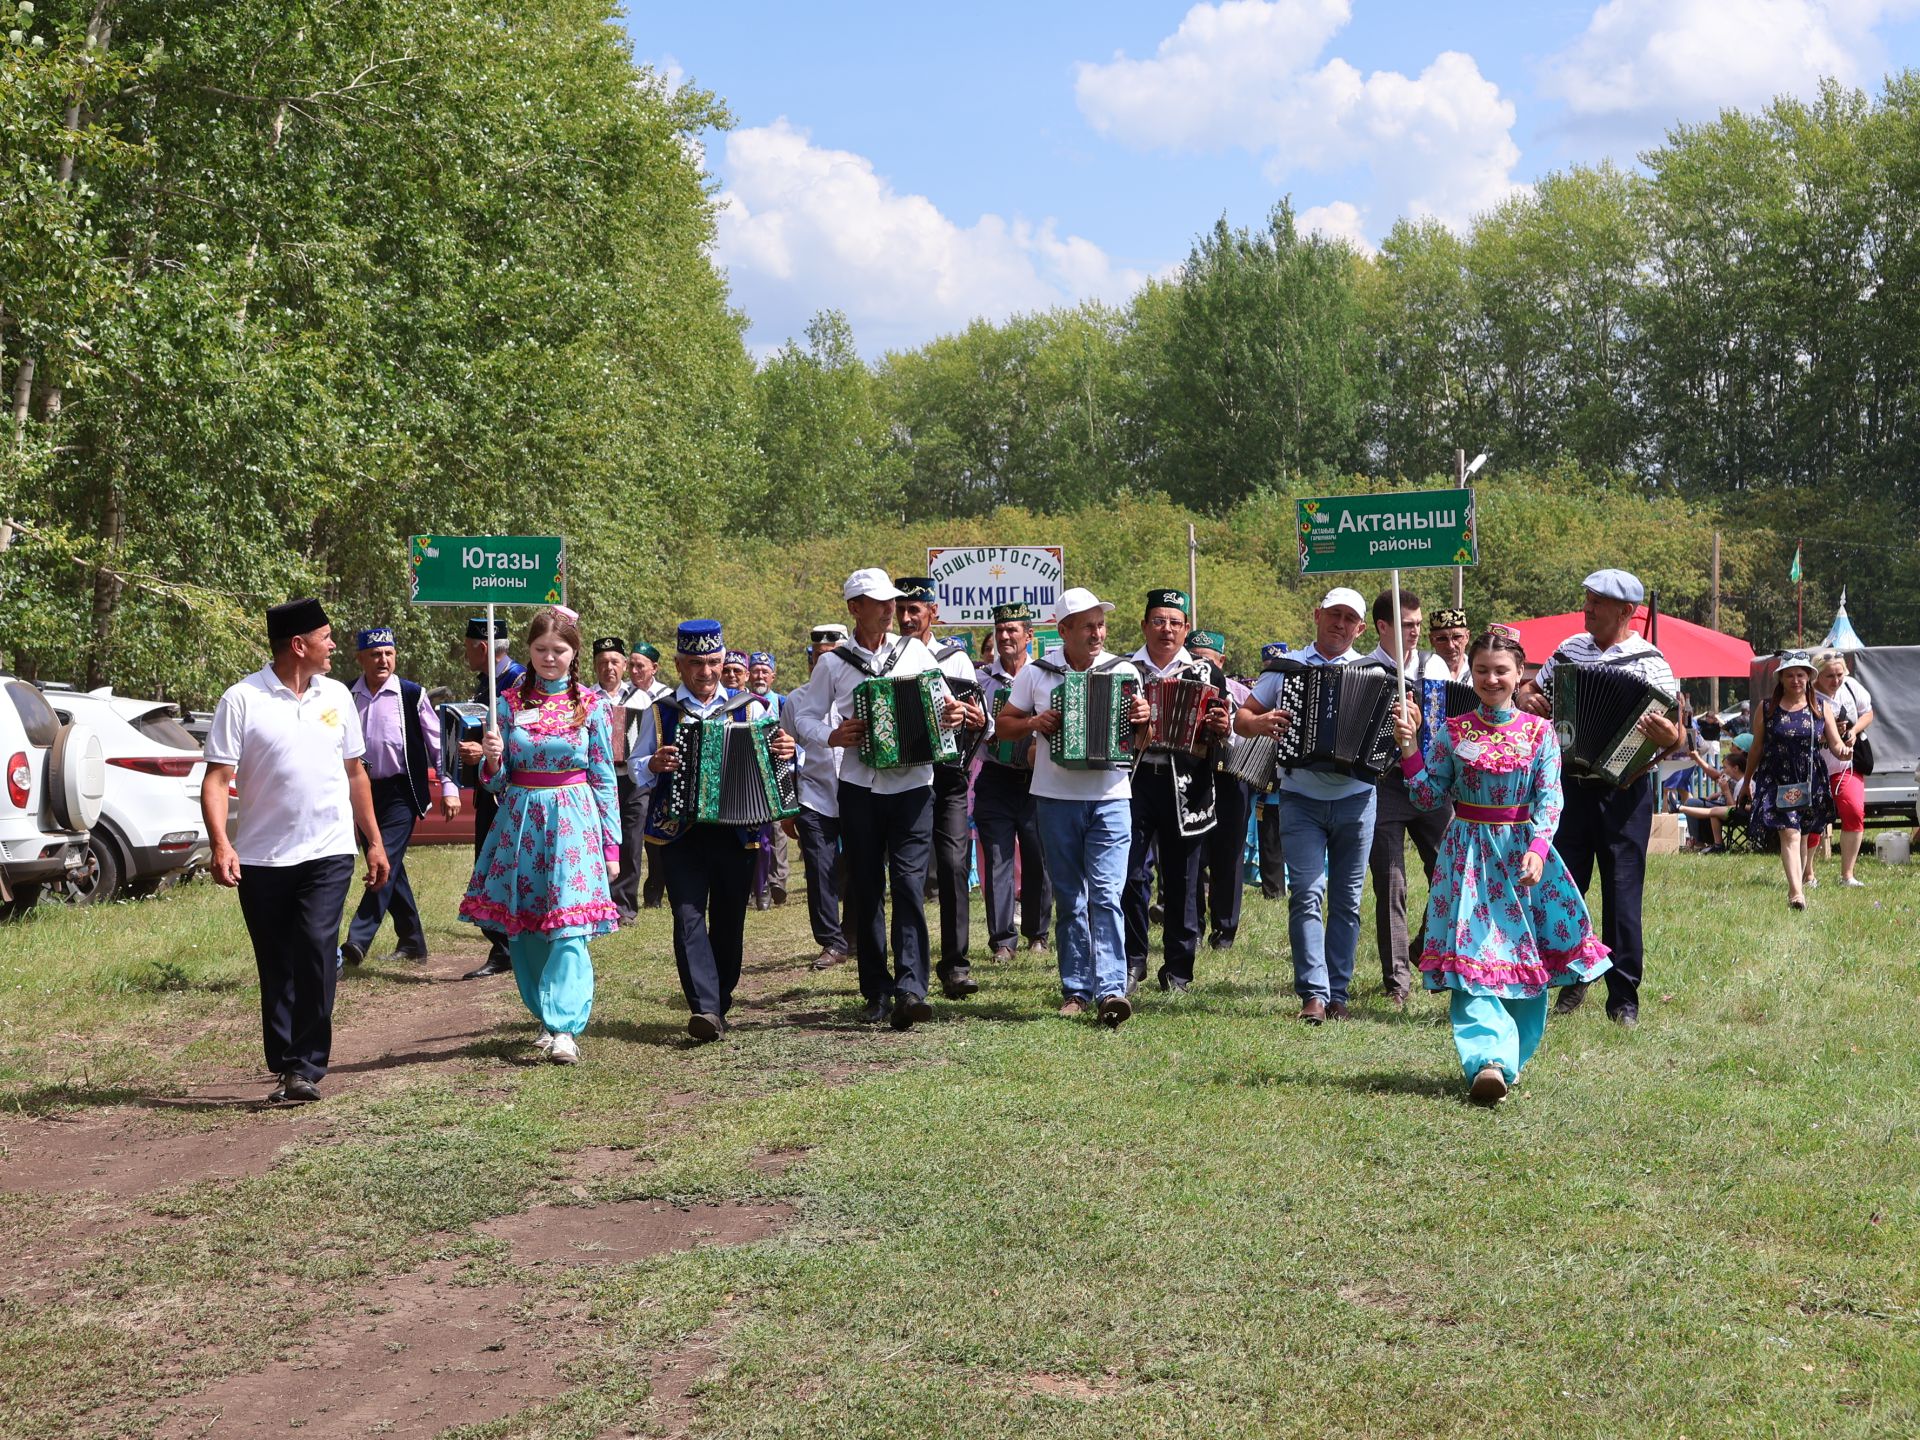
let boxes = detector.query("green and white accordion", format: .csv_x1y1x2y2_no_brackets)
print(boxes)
1045,659,1141,770
983,683,1030,768
653,711,800,827
854,672,961,769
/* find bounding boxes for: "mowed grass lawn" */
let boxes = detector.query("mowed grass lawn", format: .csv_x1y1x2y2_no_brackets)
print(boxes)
2,838,1919,1438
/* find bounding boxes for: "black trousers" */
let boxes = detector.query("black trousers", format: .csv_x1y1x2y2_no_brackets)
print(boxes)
471,787,511,966
793,805,847,953
1368,776,1450,998
1124,763,1207,983
345,776,426,956
839,781,934,1002
1554,774,1653,1014
609,773,644,918
1199,773,1250,940
974,762,1050,952
237,854,355,1081
661,828,756,1018
1257,797,1286,897
931,765,972,966
633,790,667,907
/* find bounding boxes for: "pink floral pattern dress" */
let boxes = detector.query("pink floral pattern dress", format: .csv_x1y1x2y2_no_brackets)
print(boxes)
458,679,621,938
1402,706,1611,999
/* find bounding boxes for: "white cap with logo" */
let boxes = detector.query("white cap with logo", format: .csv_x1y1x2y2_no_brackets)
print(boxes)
843,568,904,602
1317,586,1367,618
1055,587,1115,620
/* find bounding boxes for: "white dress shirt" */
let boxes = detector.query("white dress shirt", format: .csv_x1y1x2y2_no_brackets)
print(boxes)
789,632,943,795
206,666,365,866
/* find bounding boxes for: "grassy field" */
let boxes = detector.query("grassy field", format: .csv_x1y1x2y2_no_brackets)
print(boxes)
2,840,1918,1438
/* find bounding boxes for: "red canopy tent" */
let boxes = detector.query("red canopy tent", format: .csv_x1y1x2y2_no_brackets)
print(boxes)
1503,606,1755,679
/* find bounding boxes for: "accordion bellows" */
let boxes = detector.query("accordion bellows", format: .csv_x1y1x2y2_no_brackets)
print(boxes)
1144,676,1220,758
653,712,800,827
1551,664,1676,786
855,673,960,768
1267,660,1400,782
1049,668,1141,769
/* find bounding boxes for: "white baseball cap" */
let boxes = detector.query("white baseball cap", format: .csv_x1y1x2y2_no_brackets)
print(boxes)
1317,587,1367,618
843,567,904,602
1056,587,1115,620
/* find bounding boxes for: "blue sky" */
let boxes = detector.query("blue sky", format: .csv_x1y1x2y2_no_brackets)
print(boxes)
622,1,1920,357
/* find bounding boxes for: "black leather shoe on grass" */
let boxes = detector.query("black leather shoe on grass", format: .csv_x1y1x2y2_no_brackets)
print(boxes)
891,992,933,1030
939,964,979,1000
463,958,512,980
687,1013,724,1043
857,998,891,1025
1553,982,1589,1016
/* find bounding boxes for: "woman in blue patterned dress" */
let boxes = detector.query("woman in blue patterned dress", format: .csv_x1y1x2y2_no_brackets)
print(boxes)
1391,630,1610,1105
460,607,621,1064
1735,650,1844,912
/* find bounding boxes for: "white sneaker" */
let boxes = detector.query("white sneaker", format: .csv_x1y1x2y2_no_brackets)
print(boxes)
549,1032,579,1065
1843,876,1866,888
1806,875,1819,888
533,1031,554,1053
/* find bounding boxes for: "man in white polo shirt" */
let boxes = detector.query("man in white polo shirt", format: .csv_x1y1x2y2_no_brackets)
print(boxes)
992,588,1149,1027
201,598,388,1105
1234,587,1376,1025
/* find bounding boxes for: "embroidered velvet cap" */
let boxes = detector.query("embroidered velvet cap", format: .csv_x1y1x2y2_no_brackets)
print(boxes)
592,635,627,657
1582,568,1645,604
1144,588,1190,615
990,601,1036,624
677,619,724,656
895,576,938,603
724,649,749,668
632,641,660,661
355,626,395,652
1430,607,1468,631
465,615,509,641
1487,622,1524,644
748,651,776,671
1190,629,1226,655
1261,642,1290,665
267,597,330,644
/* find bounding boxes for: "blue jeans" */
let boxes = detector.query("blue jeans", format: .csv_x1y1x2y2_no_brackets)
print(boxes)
1276,788,1377,1005
1035,796,1130,1002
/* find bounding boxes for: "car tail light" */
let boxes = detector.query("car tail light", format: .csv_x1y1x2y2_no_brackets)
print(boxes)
5,753,26,808
158,830,199,852
107,756,199,778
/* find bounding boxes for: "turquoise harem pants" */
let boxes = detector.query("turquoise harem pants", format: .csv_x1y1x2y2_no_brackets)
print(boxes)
507,932,594,1035
1449,990,1548,1086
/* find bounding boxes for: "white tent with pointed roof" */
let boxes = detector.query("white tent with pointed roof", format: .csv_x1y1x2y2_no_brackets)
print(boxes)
1821,589,1864,651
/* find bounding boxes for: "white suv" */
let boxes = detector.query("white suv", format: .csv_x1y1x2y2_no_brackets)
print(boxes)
0,674,105,916
44,687,211,903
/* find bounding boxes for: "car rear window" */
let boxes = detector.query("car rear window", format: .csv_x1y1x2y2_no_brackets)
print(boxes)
130,710,201,751
5,681,61,747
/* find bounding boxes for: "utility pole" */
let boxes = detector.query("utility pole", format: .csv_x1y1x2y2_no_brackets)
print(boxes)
1187,523,1199,625
1709,529,1722,713
1452,448,1465,607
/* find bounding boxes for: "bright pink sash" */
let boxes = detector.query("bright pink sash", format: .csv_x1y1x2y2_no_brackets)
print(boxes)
1454,801,1528,825
510,769,588,788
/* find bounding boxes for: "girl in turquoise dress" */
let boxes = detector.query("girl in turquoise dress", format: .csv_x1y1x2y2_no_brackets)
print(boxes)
460,607,621,1063
1391,631,1610,1105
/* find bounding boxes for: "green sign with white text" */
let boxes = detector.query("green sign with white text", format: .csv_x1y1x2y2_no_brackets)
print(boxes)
1296,488,1476,575
408,535,567,606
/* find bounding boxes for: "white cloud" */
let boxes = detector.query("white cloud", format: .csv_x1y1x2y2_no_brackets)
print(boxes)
1293,200,1373,253
1543,0,1920,139
712,120,1150,357
1074,0,1525,238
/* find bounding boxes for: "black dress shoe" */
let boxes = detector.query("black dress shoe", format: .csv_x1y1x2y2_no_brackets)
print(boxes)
938,963,979,1000
463,957,513,980
338,941,366,968
890,991,933,1030
1208,932,1236,952
857,997,891,1025
1553,982,1589,1015
388,946,428,963
1608,1004,1639,1031
687,1013,724,1043
1156,968,1190,994
1148,902,1164,925
269,1072,320,1105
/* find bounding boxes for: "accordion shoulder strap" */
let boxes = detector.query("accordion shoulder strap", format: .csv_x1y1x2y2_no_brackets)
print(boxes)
826,639,910,678
933,639,971,664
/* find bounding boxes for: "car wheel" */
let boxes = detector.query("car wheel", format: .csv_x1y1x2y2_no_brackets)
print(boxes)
60,836,122,905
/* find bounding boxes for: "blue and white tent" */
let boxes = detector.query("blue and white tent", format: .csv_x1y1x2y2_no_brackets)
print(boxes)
1821,589,1864,652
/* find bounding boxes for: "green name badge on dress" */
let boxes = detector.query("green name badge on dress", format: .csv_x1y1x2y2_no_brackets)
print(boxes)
854,673,960,768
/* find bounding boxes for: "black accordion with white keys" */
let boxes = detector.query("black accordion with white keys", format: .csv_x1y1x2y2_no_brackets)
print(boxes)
1269,660,1401,782
1550,663,1677,787
653,711,800,828
438,702,490,789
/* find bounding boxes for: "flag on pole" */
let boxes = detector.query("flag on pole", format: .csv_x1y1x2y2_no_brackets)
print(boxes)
1788,543,1802,584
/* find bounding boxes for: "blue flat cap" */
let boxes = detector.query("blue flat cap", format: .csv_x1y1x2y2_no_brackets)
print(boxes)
1582,568,1644,604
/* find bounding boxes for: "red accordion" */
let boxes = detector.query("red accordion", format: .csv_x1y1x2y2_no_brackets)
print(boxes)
1144,676,1220,759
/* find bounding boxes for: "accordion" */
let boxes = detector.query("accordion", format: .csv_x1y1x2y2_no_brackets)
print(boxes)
855,673,960,769
1551,663,1677,786
437,702,490,789
1417,678,1480,759
1047,666,1141,770
983,685,1030,768
1217,733,1280,793
653,712,800,828
1269,660,1400,782
1144,676,1221,759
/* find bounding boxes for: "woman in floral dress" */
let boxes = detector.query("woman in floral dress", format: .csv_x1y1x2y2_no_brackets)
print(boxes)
461,606,621,1064
1736,649,1845,911
1391,630,1610,1105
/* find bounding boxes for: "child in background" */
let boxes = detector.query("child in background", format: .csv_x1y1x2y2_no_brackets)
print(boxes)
1391,631,1611,1105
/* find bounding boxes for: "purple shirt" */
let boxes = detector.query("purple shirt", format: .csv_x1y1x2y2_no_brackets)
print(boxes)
350,673,451,794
